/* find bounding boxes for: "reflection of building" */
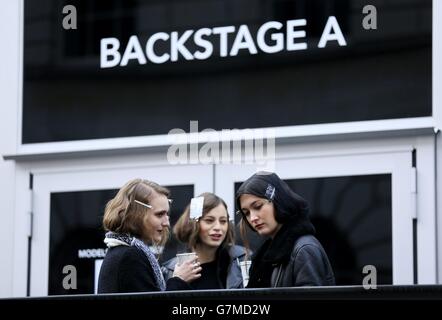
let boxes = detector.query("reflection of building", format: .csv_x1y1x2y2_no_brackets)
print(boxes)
0,0,441,297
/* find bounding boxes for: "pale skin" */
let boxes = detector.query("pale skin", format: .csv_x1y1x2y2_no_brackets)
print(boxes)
142,191,201,282
193,204,229,264
239,194,282,238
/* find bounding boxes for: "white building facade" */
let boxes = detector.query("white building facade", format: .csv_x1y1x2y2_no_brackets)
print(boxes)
1,0,441,297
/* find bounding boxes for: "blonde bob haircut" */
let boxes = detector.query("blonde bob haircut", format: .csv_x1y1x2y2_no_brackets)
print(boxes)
173,192,235,250
103,178,171,246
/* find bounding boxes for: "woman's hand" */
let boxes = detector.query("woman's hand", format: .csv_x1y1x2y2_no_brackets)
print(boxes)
173,257,202,283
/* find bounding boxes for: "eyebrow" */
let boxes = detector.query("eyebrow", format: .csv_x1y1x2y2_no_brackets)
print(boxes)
203,214,228,219
241,200,261,211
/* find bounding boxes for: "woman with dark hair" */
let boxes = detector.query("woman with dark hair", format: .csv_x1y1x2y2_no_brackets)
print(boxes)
236,172,335,287
98,178,201,293
162,192,250,289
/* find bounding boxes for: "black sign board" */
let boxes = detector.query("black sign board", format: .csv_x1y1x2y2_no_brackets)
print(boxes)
23,0,432,143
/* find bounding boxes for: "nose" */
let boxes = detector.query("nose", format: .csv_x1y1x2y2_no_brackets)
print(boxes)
212,220,221,231
249,210,259,224
162,215,170,227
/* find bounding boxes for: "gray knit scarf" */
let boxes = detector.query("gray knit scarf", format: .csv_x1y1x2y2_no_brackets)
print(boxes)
104,231,166,291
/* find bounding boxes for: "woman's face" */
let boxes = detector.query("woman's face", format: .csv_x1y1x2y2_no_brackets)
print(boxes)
142,191,170,243
239,194,281,238
198,204,229,248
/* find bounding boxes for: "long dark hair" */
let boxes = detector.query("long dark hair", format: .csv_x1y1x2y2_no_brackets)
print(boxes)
237,172,309,220
236,171,314,235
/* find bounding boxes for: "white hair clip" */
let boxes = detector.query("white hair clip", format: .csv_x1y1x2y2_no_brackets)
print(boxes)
134,199,152,209
190,196,204,220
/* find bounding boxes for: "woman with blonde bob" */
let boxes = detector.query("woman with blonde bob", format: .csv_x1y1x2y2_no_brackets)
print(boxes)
98,179,201,293
162,192,249,289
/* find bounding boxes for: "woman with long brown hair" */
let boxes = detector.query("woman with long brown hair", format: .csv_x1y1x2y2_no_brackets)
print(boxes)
163,192,249,289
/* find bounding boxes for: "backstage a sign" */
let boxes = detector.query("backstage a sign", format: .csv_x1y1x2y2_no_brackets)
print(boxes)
23,0,432,143
100,16,347,68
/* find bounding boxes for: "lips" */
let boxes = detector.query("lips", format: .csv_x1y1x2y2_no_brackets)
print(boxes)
210,234,222,241
254,223,265,230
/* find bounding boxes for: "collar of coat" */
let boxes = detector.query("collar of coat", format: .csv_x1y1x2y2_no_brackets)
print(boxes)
257,215,315,265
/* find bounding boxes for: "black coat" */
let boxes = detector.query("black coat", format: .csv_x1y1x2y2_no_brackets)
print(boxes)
247,219,335,288
98,245,190,293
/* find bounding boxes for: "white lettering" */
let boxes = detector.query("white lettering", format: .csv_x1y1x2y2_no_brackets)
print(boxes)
100,17,347,68
318,16,347,48
194,28,213,60
212,26,236,57
172,304,206,317
78,248,107,259
120,35,147,66
286,19,307,51
230,25,258,56
171,30,194,61
257,21,284,54
146,32,170,64
100,38,121,68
